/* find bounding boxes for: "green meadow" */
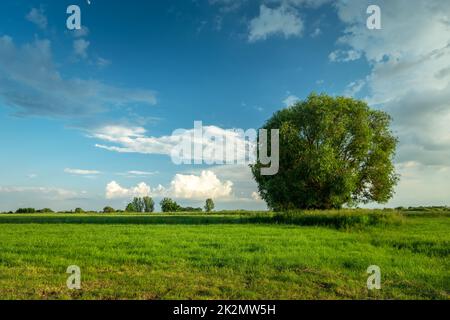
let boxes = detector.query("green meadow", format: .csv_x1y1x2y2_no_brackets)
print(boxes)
0,210,448,300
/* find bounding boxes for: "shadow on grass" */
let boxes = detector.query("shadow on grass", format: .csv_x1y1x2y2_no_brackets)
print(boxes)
0,211,405,229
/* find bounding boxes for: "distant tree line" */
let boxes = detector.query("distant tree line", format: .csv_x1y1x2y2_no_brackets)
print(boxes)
2,198,217,214
2,205,449,215
128,197,214,213
15,208,54,214
11,207,122,214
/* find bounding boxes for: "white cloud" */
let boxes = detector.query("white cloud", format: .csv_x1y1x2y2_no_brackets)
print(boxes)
283,94,300,106
105,181,153,199
73,39,90,59
92,123,256,164
0,36,156,117
26,8,48,30
328,49,362,62
106,170,232,200
93,125,177,155
64,168,101,175
344,79,366,97
188,164,266,205
249,5,303,42
126,171,158,176
171,170,233,199
251,191,261,200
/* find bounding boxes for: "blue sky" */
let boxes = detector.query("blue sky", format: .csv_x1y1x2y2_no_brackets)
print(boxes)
1,0,450,211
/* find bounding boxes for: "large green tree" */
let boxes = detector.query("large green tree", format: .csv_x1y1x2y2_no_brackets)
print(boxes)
251,94,399,210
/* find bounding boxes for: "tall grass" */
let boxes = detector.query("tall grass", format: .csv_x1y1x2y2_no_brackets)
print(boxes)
271,209,405,229
0,209,404,229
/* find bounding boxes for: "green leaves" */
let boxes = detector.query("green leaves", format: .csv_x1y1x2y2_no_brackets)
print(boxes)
251,93,399,210
160,198,181,213
204,198,215,212
126,196,155,213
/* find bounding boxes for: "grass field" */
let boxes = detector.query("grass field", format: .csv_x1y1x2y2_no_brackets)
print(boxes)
0,211,448,300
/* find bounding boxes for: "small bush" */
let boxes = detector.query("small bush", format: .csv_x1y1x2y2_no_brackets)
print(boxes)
103,206,115,213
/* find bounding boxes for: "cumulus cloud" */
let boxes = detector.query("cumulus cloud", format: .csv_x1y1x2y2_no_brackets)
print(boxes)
105,181,153,199
187,164,266,205
171,170,233,199
249,5,304,42
0,36,156,117
26,8,48,30
106,170,233,200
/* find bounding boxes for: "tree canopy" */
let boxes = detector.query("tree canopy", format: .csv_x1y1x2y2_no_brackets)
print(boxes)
143,196,155,213
125,197,154,213
251,93,399,210
204,199,215,212
160,198,181,213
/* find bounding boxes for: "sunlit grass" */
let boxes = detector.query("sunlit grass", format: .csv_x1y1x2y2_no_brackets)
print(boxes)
0,211,448,299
